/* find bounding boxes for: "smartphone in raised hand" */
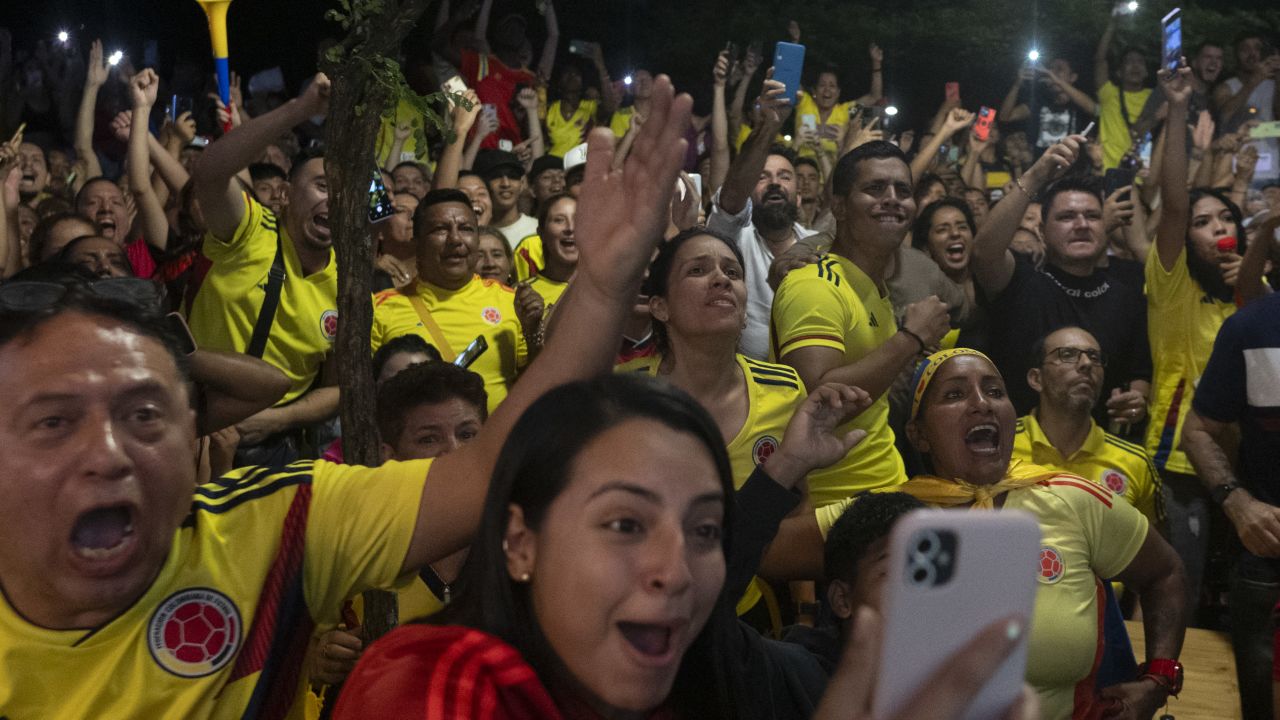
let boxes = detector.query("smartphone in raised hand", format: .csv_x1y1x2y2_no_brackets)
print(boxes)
368,170,396,224
874,509,1040,720
973,106,997,142
1161,8,1183,73
772,41,806,105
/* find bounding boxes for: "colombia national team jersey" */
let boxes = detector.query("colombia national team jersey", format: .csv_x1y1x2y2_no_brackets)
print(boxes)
0,459,428,719
372,276,528,413
185,194,338,405
771,253,908,504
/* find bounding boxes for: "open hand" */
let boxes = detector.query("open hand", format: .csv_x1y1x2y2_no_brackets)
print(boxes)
766,383,872,487
86,39,109,88
1192,110,1214,152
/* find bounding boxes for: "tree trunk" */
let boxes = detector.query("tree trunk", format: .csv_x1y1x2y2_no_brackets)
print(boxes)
320,0,430,644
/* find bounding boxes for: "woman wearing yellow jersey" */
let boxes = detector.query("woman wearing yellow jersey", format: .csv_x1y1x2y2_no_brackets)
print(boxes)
895,348,1186,720
524,194,576,308
1144,66,1255,615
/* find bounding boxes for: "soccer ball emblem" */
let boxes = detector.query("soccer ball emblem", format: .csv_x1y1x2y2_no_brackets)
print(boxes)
1037,547,1064,584
148,588,242,677
482,307,502,324
753,436,779,466
1103,470,1127,494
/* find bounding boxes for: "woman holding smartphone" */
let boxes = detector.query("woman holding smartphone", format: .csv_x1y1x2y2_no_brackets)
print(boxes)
893,348,1187,720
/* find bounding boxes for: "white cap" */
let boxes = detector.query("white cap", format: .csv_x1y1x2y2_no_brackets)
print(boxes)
563,143,589,172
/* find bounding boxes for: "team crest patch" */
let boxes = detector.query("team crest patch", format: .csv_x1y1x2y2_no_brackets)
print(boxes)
481,306,502,325
1037,547,1064,585
752,436,779,466
320,309,339,341
1102,470,1128,494
148,588,243,678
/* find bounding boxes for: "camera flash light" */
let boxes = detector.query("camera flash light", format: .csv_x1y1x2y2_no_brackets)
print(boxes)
57,31,70,43
624,75,633,86
1028,49,1040,62
884,105,899,117
108,50,123,66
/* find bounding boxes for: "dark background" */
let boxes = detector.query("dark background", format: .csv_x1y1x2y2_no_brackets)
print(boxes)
3,0,1278,130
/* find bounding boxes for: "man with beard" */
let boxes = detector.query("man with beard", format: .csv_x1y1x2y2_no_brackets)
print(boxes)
999,57,1097,159
371,189,528,413
1014,326,1161,522
189,74,339,466
707,76,815,360
967,134,1152,429
772,141,951,501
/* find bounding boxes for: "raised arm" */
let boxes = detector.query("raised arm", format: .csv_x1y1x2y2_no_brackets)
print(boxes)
1094,12,1117,92
516,86,545,159
431,0,482,70
960,131,991,190
434,90,482,190
710,50,731,197
72,39,108,190
590,43,617,123
855,43,884,105
910,107,974,183
0,131,18,278
718,71,788,215
400,75,693,572
126,70,169,251
1041,65,1099,116
971,135,1082,295
1153,65,1193,271
999,66,1032,123
727,46,761,146
536,0,559,84
194,74,330,240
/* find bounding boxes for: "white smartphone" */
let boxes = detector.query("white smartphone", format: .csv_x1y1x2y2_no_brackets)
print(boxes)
800,114,817,133
442,75,468,108
873,509,1040,720
687,173,703,200
482,103,498,126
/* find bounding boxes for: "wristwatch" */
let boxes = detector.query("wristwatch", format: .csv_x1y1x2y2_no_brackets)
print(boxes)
1137,659,1183,696
1211,482,1243,506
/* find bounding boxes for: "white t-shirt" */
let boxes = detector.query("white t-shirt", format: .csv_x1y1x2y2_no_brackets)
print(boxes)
1224,77,1277,182
707,190,816,360
496,213,539,251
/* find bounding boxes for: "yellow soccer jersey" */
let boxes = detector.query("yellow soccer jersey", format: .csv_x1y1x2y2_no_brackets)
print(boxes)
610,106,635,138
526,273,569,310
616,353,806,617
771,253,908,504
0,459,428,719
186,194,338,405
1143,248,1236,475
794,91,855,158
1097,82,1152,170
546,99,598,157
513,234,545,282
371,276,528,413
1004,475,1149,720
375,99,431,169
1015,413,1162,523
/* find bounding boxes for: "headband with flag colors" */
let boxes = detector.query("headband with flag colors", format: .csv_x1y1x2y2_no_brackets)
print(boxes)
908,347,995,422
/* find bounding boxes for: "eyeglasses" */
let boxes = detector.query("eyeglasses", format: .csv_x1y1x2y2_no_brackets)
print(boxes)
1044,346,1107,367
0,277,164,315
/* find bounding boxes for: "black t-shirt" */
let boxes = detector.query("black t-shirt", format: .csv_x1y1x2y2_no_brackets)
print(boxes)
1191,293,1280,505
964,254,1153,424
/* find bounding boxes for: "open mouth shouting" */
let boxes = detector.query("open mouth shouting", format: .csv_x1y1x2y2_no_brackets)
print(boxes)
96,214,118,240
963,423,1001,456
944,241,968,264
617,619,687,668
69,503,139,577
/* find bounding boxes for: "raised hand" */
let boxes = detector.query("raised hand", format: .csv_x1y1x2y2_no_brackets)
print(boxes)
869,43,884,66
110,110,133,142
516,86,539,112
299,72,331,118
130,68,159,109
1103,185,1135,231
1192,110,1214,152
228,71,244,112
766,383,872,488
902,295,951,350
712,50,730,88
1235,144,1260,184
86,39,109,88
756,68,791,127
1029,134,1084,184
942,108,976,135
0,126,21,179
174,111,197,145
1158,62,1194,106
573,74,692,302
450,88,482,138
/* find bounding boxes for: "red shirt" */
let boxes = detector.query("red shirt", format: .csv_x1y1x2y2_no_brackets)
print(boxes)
460,50,535,149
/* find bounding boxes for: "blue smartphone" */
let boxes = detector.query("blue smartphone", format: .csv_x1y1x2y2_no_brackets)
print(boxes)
772,41,806,105
1162,8,1182,72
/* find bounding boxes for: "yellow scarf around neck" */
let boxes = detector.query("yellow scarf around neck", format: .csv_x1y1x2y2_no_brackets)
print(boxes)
899,460,1061,509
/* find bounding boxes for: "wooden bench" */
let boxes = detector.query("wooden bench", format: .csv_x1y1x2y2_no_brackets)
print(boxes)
1126,620,1241,719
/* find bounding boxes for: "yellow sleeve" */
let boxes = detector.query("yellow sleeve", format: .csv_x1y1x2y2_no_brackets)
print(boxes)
815,498,853,539
1143,241,1191,300
303,459,431,622
202,192,271,261
771,267,850,358
610,110,632,137
1065,478,1149,579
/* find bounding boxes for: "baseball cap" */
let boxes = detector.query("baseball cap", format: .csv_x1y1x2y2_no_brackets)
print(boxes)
527,155,564,181
563,143,589,173
473,149,525,181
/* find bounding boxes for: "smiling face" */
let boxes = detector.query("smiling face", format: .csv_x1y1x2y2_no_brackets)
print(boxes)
907,355,1017,487
512,418,726,713
0,312,196,630
1027,327,1104,416
486,170,524,215
285,157,330,254
1192,45,1224,84
1042,191,1105,269
648,235,747,344
539,196,578,276
925,205,974,279
835,157,917,253
532,169,566,203
77,180,130,243
416,200,478,289
17,142,49,199
458,175,494,224
383,397,483,461
814,72,841,111
474,232,513,284
795,162,821,202
1187,195,1239,266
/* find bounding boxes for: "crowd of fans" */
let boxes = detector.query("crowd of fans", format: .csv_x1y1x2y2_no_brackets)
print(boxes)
1,0,1280,718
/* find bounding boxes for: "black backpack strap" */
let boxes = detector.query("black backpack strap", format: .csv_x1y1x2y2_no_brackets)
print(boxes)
246,232,286,359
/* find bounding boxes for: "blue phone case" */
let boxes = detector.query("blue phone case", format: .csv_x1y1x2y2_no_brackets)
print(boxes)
773,42,806,105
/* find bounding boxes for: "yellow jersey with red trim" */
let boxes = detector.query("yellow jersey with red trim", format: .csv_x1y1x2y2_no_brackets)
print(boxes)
615,353,805,617
793,91,857,158
1143,248,1236,475
513,234,545,283
526,273,569,309
610,107,636,138
371,276,528,413
0,459,428,719
1014,413,1163,523
771,253,907,504
546,99,598,157
186,194,338,405
1004,476,1148,720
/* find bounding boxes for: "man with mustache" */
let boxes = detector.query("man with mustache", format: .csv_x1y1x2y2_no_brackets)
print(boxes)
1015,326,1161,522
707,76,815,360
